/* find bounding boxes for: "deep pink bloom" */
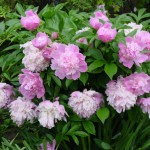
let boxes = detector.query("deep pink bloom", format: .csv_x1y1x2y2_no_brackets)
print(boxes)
123,72,150,96
106,77,137,113
119,36,148,68
51,32,58,39
138,98,150,118
32,32,51,49
21,10,40,31
37,100,67,129
68,90,103,118
135,31,150,50
40,140,56,150
89,17,102,30
51,44,87,80
19,69,45,100
9,97,37,126
94,11,109,22
97,22,117,42
0,83,14,108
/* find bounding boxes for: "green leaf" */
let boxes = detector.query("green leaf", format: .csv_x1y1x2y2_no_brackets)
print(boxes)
104,63,117,79
23,141,32,150
62,122,71,134
82,121,96,135
15,3,24,16
101,142,112,150
65,79,73,88
88,60,104,72
0,21,5,34
97,107,110,124
52,75,61,87
79,73,88,85
71,135,79,145
74,131,88,137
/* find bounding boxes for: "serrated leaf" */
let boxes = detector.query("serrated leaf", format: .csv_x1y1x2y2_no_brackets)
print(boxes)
82,121,96,135
104,63,117,79
79,73,88,85
97,107,110,124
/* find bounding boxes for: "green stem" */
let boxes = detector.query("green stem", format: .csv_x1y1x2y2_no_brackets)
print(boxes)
81,138,87,150
88,135,91,150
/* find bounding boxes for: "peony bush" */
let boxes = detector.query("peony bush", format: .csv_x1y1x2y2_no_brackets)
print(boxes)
0,3,150,150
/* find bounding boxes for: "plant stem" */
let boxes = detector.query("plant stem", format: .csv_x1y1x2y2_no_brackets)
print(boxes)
88,135,91,150
81,138,87,150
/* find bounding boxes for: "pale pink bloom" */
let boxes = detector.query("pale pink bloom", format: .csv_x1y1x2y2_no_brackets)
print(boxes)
138,98,150,118
32,32,51,49
22,50,50,72
76,27,90,34
68,90,103,118
21,10,40,31
76,37,88,45
123,72,150,96
89,17,102,30
0,83,14,108
135,31,150,50
19,69,45,100
94,10,109,22
51,44,87,80
37,100,67,129
123,22,143,36
119,36,148,68
97,22,117,42
40,140,56,150
20,41,39,55
51,32,58,39
9,97,37,126
106,77,137,113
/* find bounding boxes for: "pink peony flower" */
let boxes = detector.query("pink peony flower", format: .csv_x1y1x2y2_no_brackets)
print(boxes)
21,10,40,31
32,32,51,49
51,44,87,80
76,37,88,45
20,41,39,55
22,50,50,72
51,32,58,40
0,83,14,108
21,41,50,72
97,22,117,42
123,22,143,36
138,98,150,118
135,31,150,50
37,100,67,129
106,77,137,113
119,36,148,68
94,10,109,22
19,69,45,100
9,97,37,126
89,17,102,30
123,72,150,96
68,89,103,118
40,140,56,150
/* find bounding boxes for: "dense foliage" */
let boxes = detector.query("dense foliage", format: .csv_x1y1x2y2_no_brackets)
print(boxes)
0,2,150,150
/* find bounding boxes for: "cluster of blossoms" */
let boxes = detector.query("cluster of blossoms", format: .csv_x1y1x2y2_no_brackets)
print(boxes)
118,22,150,68
106,72,150,114
90,7,117,43
68,90,103,118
